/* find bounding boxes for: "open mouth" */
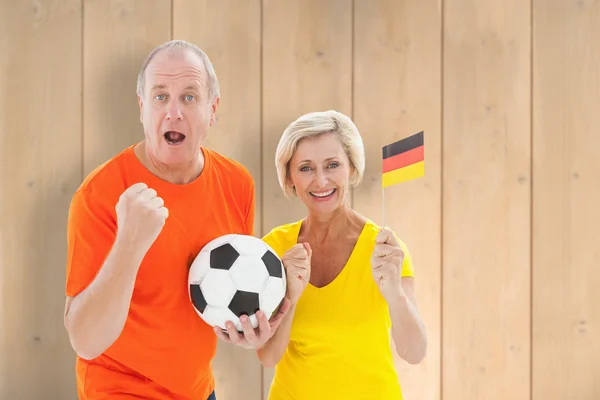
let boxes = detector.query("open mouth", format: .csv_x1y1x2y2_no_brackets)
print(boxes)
310,189,336,199
164,131,186,145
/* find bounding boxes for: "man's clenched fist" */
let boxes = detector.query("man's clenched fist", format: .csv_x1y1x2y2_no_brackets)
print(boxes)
115,182,169,252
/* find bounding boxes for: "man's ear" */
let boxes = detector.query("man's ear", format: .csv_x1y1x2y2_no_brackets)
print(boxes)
137,94,143,123
209,96,220,126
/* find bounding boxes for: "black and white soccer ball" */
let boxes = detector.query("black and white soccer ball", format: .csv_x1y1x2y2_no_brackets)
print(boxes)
188,234,286,331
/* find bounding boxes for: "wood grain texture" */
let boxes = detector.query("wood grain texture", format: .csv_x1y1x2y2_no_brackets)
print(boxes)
173,1,263,398
4,2,600,399
532,0,600,398
261,0,352,397
353,0,442,398
261,0,353,230
83,0,171,175
442,0,531,398
0,0,82,398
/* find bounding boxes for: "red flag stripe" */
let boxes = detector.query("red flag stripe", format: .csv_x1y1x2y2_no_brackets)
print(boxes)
382,145,424,173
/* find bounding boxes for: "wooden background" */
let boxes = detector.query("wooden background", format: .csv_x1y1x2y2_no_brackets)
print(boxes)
1,0,598,399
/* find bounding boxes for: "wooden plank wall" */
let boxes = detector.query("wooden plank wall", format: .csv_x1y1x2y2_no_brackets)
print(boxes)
443,0,532,398
0,1,598,399
532,1,600,399
0,1,83,399
353,1,442,399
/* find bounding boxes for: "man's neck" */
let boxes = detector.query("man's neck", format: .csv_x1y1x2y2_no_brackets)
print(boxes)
134,141,204,185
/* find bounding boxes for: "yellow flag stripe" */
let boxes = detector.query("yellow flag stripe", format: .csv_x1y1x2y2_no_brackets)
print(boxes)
382,160,424,188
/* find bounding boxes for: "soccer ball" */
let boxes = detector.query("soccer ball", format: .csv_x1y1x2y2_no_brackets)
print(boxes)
188,234,287,331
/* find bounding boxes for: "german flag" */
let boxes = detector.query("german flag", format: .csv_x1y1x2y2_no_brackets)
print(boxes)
381,131,424,188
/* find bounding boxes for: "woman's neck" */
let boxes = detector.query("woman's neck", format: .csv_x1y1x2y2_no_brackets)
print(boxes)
302,205,362,244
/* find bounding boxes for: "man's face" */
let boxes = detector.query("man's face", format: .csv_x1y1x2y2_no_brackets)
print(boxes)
138,49,219,167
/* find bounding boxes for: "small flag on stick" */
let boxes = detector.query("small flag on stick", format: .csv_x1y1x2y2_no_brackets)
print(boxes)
381,131,424,188
380,131,424,227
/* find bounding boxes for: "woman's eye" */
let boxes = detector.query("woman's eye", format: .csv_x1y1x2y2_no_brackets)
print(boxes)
185,95,195,101
155,94,165,101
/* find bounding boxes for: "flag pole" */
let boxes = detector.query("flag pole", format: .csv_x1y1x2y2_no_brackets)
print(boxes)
381,185,385,229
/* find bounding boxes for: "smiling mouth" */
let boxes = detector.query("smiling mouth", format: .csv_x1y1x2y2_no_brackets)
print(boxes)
310,189,336,198
164,131,186,145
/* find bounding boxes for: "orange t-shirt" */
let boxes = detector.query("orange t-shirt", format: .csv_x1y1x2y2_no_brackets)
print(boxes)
65,144,255,399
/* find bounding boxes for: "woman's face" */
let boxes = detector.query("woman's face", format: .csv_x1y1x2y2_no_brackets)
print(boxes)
288,132,352,216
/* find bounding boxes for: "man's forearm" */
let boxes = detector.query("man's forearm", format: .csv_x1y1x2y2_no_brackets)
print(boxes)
64,238,146,360
388,293,428,365
256,302,296,368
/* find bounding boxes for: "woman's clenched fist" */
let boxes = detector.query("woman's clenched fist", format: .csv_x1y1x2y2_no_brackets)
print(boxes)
282,242,312,305
370,227,404,301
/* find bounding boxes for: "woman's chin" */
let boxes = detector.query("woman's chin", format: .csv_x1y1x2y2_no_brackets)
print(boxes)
306,198,343,215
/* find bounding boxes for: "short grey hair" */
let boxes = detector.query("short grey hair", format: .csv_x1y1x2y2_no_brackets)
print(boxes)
275,110,365,198
136,40,220,102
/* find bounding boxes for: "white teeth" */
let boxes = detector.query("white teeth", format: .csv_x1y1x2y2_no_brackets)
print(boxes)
311,189,334,198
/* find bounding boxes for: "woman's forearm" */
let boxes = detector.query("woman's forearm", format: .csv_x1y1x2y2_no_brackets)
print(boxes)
256,302,296,368
388,292,428,364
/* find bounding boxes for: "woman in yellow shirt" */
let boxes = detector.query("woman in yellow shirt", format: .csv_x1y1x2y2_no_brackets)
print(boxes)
221,110,428,399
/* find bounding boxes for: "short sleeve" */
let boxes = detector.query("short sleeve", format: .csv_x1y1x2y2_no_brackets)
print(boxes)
396,236,415,278
65,187,118,297
261,224,295,259
244,178,256,236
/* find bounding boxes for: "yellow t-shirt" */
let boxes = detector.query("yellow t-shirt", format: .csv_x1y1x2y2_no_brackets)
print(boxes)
262,219,415,400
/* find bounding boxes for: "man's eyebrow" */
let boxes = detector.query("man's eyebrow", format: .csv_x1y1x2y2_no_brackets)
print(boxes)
151,84,200,91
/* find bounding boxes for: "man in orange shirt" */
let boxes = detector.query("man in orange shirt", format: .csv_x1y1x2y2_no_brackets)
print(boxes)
63,40,290,399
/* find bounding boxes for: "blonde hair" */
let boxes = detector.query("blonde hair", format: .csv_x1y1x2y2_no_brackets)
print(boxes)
136,40,220,102
275,110,365,198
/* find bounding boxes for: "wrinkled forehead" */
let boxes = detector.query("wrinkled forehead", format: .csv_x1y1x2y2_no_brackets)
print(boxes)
292,132,348,163
144,48,208,94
